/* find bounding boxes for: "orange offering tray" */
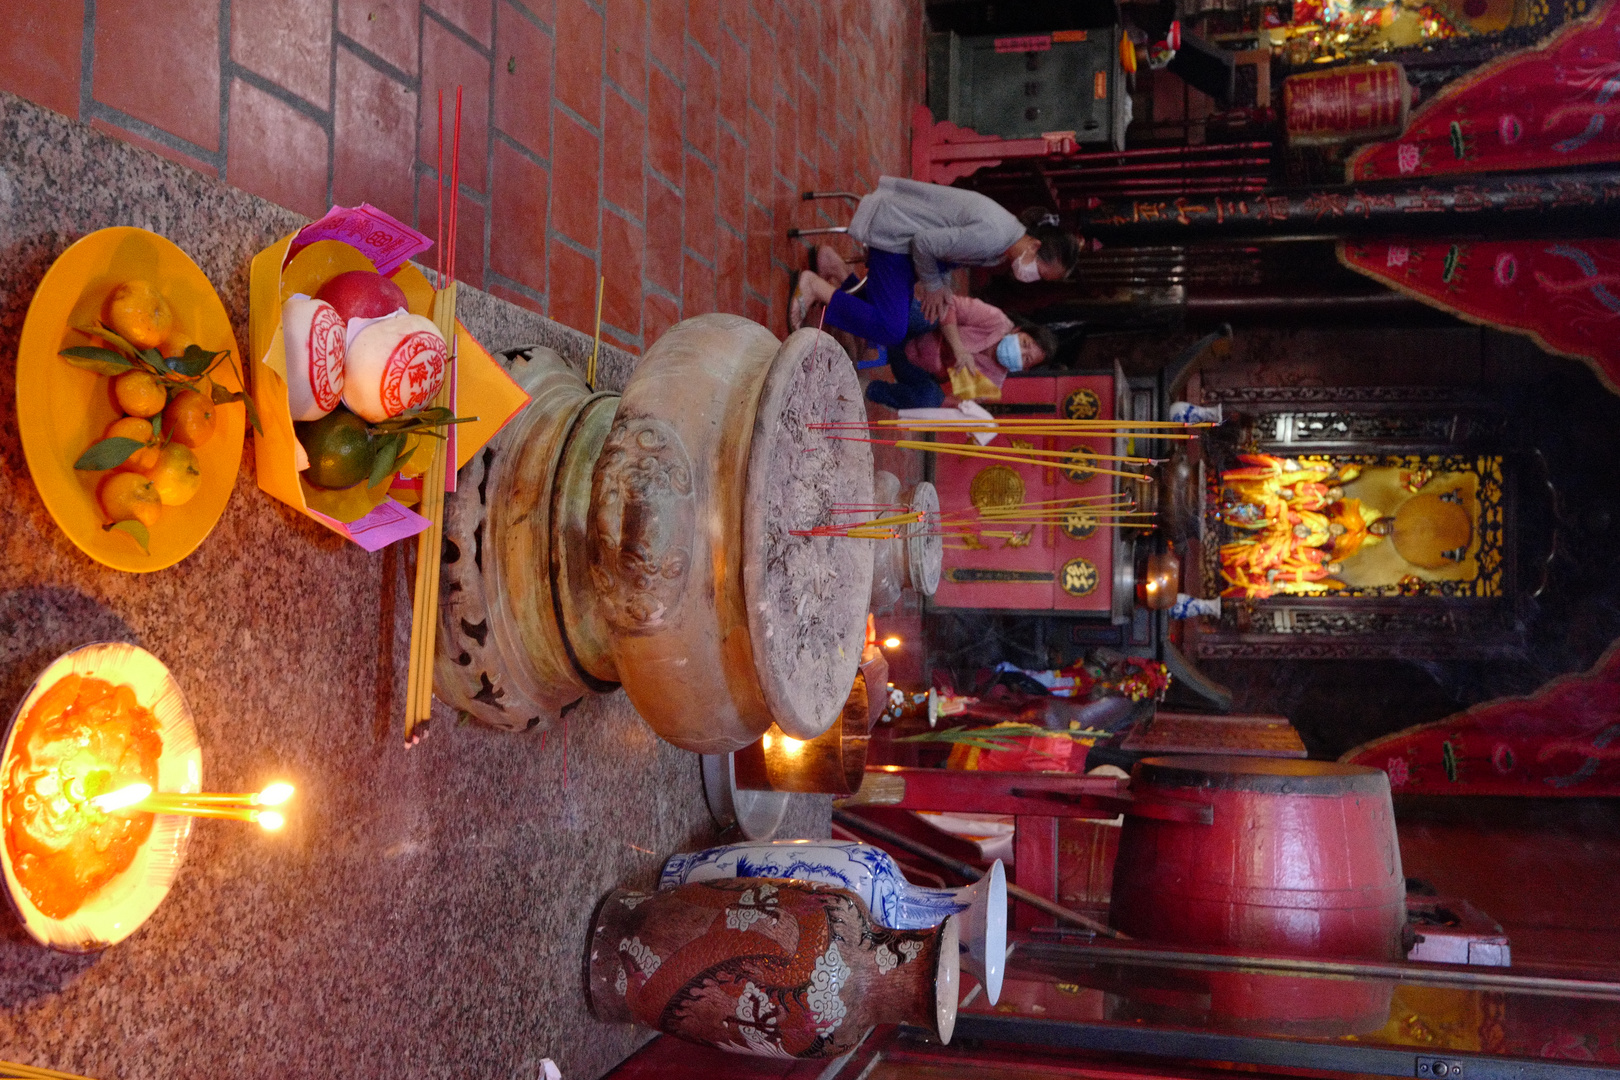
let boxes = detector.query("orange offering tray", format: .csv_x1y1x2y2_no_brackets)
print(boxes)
16,227,247,573
248,204,530,550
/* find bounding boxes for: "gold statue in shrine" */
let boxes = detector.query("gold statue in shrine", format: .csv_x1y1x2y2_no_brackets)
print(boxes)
1217,453,1488,599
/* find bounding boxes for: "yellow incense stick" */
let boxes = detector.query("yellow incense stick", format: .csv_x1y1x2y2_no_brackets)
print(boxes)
892,440,1153,481
406,281,457,742
587,274,604,390
888,438,1155,466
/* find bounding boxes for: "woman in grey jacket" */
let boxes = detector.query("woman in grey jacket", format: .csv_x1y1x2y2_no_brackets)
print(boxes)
790,177,1080,345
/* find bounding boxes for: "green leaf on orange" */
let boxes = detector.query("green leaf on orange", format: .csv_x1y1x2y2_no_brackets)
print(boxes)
74,436,146,471
104,518,151,554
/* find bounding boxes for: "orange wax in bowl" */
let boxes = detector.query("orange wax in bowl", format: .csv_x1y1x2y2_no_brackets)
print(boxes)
2,674,163,919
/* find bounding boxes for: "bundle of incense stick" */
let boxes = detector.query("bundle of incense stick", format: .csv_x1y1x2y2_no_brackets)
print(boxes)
1,1059,99,1080
824,436,1160,482
800,493,1153,540
406,86,463,744
813,418,1208,439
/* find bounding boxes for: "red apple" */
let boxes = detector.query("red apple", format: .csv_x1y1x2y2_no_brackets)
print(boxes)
315,270,409,323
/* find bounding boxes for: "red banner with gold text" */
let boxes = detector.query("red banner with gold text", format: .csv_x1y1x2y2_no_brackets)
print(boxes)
1347,0,1620,180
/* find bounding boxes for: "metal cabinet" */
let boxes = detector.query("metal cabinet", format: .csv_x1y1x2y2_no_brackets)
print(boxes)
928,30,1128,149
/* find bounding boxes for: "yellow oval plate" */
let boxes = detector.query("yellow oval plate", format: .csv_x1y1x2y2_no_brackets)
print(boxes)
1,642,202,952
17,227,246,572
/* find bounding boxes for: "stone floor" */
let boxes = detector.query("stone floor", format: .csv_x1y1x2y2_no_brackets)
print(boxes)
0,0,925,351
0,92,829,1080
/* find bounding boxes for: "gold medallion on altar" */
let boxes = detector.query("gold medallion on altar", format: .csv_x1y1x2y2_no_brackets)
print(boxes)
1063,389,1100,420
1061,557,1100,596
1061,509,1098,540
970,464,1025,510
1063,449,1098,484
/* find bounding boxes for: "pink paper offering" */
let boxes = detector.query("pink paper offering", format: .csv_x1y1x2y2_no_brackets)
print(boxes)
308,499,431,552
285,204,432,276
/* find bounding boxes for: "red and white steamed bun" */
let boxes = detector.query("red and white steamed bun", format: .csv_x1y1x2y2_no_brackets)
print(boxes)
342,314,448,422
281,296,346,421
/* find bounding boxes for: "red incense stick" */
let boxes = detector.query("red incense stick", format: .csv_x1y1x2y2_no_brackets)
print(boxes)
436,90,444,286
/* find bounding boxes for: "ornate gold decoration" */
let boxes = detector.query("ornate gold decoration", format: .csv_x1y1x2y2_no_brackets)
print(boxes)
1062,449,1098,484
1060,557,1100,597
969,464,1025,510
1009,438,1034,450
1061,510,1097,540
1063,388,1100,420
1005,528,1032,548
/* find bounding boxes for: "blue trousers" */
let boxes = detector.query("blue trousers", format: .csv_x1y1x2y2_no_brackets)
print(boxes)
865,346,946,409
824,248,915,347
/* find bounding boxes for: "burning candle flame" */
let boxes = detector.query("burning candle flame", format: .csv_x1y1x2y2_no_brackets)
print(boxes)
256,810,286,831
257,782,295,806
90,783,152,813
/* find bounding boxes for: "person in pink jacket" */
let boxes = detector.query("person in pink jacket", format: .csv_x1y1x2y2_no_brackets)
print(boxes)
868,292,1059,410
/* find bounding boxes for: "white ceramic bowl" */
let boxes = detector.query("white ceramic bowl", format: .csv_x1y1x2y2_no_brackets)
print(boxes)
1,642,201,952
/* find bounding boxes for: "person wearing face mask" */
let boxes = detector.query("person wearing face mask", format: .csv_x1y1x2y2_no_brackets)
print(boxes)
789,178,1081,344
866,293,1060,410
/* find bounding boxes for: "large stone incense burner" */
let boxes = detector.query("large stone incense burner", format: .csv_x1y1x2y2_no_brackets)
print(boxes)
435,316,875,754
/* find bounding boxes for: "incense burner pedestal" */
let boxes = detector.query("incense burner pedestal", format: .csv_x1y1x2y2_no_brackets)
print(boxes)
434,316,874,753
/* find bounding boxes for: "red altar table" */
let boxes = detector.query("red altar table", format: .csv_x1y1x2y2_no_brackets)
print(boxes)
932,374,1116,614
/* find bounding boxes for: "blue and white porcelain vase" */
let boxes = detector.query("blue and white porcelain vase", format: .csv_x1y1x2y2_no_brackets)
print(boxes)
661,839,1007,1004
1169,401,1222,425
1169,593,1221,620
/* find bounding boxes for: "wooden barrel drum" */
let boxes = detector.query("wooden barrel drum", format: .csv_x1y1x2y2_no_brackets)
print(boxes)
1110,756,1405,961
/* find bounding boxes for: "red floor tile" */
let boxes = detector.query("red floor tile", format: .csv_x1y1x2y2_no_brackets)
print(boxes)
683,151,716,263
682,251,715,315
603,325,638,351
549,239,600,333
772,88,797,184
332,50,419,225
717,30,747,134
555,0,604,125
552,110,600,248
0,0,84,119
89,119,218,178
489,282,545,314
417,174,488,287
716,226,745,315
716,135,748,241
682,42,716,163
489,140,550,294
94,0,221,152
745,102,773,209
646,64,683,183
337,0,418,76
745,200,774,301
601,210,644,336
419,18,493,192
605,0,648,101
747,12,773,111
744,287,768,327
602,90,646,217
644,178,683,295
648,0,684,74
226,79,329,219
644,291,681,344
429,0,496,46
686,0,720,60
494,3,553,159
230,0,332,109
14,0,923,357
